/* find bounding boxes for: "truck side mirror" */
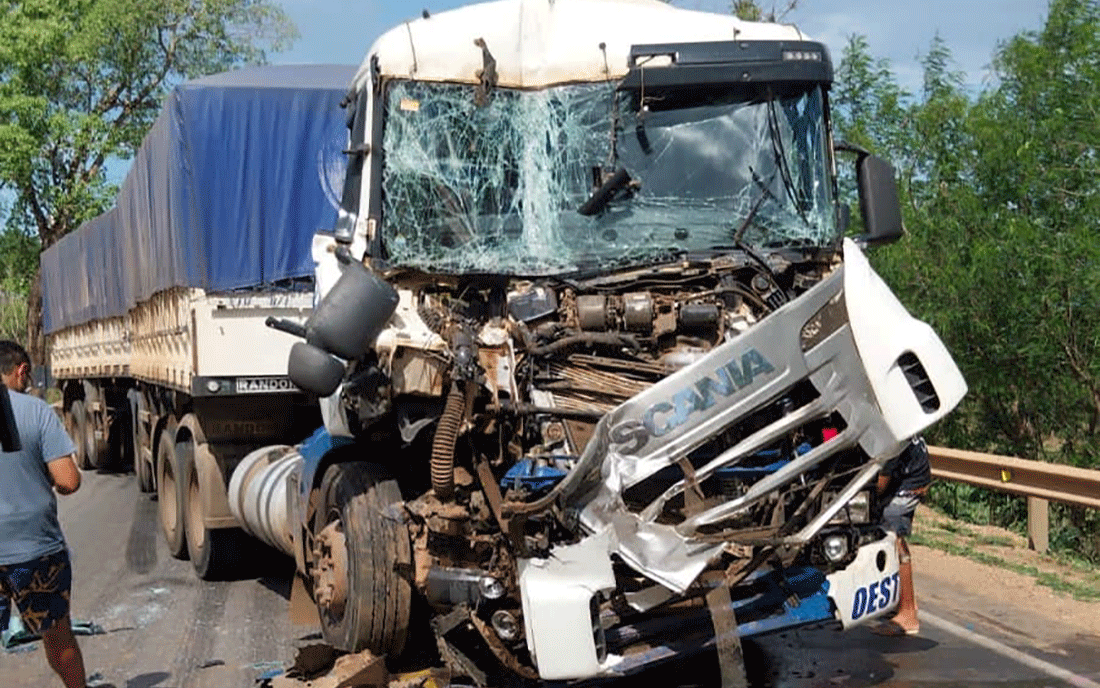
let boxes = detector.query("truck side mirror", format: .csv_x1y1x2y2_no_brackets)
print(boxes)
835,142,905,247
0,383,21,452
855,153,904,246
288,342,346,397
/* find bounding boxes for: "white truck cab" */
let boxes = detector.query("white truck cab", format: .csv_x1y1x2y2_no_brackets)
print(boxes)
255,1,966,681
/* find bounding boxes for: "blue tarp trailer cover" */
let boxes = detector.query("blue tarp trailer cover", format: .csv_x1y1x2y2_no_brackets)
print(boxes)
41,64,357,334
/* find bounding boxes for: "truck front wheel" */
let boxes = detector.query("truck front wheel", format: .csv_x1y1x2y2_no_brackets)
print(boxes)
312,462,411,657
156,424,188,560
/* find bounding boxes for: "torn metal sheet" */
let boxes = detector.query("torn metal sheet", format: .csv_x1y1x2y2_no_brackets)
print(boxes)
706,583,747,688
517,529,616,680
567,266,901,593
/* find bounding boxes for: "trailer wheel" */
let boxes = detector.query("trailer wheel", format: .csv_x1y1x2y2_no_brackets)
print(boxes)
113,400,135,473
88,410,109,470
133,414,154,493
312,462,411,656
69,400,92,470
157,425,188,560
182,442,245,580
130,394,154,493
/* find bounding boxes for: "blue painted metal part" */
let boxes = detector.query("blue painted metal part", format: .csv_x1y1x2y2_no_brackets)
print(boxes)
296,426,356,500
299,426,356,463
602,565,835,676
733,587,832,637
715,459,790,482
500,459,569,495
713,444,810,483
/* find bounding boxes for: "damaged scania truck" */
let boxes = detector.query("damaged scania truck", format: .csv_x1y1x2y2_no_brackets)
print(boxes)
235,0,967,682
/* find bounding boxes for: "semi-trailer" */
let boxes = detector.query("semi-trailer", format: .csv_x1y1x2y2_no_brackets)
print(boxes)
40,64,356,579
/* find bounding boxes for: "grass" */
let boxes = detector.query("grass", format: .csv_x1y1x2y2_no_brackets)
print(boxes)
972,534,1016,548
910,529,1100,603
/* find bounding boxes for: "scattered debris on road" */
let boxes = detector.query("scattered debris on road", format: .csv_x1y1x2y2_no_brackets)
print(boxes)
260,643,390,688
2,612,104,651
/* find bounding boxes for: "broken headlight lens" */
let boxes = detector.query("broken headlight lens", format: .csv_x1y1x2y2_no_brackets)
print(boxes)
827,490,871,525
800,293,847,351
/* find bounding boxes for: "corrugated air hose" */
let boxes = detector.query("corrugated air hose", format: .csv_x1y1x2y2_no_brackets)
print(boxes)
431,381,470,501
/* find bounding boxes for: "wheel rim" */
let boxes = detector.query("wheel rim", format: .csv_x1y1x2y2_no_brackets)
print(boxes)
84,417,97,468
160,455,177,537
70,403,89,469
313,519,349,621
187,466,205,553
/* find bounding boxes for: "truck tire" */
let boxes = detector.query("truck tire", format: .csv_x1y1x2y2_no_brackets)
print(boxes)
69,400,92,470
132,406,153,493
156,425,189,560
80,383,109,470
130,394,154,493
312,462,411,657
182,441,245,580
88,410,109,470
112,399,135,473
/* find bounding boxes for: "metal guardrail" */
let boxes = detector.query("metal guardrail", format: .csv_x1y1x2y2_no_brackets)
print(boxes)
927,445,1100,552
928,446,1100,509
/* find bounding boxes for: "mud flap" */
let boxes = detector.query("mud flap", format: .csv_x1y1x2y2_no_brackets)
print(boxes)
289,572,320,627
706,583,748,688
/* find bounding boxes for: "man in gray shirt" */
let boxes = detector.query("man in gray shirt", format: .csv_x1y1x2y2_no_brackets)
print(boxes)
0,340,87,688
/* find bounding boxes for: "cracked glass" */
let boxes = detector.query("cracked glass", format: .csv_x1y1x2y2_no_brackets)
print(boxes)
380,80,837,275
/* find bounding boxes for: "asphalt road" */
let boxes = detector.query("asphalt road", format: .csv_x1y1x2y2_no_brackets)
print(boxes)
5,469,1099,688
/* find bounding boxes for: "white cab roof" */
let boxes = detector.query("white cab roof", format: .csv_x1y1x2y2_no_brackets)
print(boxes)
354,0,808,90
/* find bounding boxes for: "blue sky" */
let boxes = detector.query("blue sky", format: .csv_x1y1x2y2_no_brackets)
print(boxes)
0,0,1053,225
271,0,1051,92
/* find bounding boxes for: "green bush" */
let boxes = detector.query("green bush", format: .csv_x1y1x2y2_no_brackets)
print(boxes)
928,481,1100,565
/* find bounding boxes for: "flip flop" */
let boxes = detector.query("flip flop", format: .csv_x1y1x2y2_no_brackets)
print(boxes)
870,619,919,636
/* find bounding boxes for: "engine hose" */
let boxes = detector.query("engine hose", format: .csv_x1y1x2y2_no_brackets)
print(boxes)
431,381,469,501
528,331,640,357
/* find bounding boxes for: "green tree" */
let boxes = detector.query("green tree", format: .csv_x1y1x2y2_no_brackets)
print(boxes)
831,35,911,160
964,0,1100,462
852,1,1100,558
0,0,296,359
730,0,798,22
0,226,38,341
828,34,915,239
732,0,762,20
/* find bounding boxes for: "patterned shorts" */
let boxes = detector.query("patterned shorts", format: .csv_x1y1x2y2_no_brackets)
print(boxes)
882,492,922,537
0,549,73,635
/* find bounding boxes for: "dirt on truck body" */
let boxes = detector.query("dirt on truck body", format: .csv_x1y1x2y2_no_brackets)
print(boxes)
248,0,968,683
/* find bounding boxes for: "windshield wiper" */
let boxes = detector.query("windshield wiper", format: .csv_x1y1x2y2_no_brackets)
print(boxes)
578,168,635,216
766,96,811,228
731,190,790,307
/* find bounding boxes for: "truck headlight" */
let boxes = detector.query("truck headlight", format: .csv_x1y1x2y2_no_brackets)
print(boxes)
828,490,871,525
491,610,520,641
822,534,849,562
479,576,506,600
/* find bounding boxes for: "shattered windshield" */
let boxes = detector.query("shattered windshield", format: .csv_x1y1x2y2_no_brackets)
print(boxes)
380,80,837,275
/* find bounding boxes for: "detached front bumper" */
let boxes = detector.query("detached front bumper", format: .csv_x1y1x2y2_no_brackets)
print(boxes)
519,534,900,680
826,532,900,627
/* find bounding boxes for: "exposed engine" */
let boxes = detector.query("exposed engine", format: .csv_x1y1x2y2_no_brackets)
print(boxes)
310,251,895,679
